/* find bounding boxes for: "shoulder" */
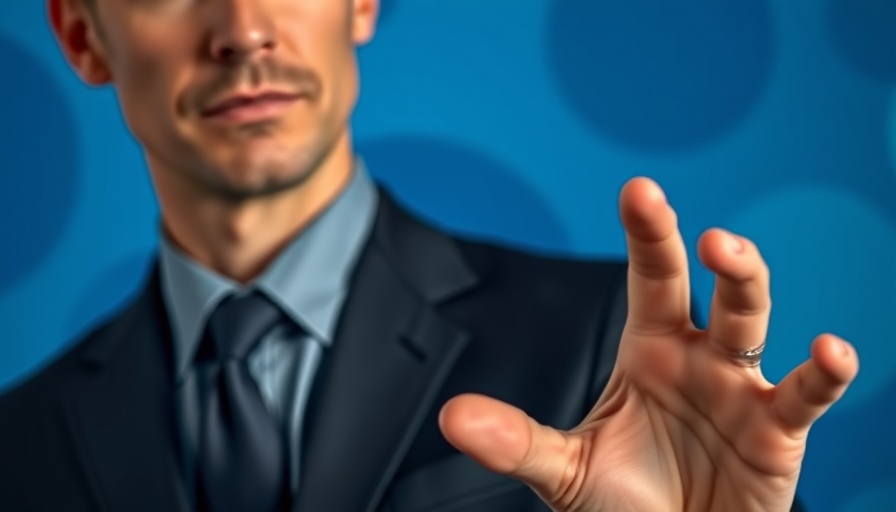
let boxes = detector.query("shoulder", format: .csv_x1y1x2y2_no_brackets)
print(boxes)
456,236,627,299
0,320,108,415
0,291,143,420
0,313,130,508
445,236,628,364
374,188,628,308
0,292,153,503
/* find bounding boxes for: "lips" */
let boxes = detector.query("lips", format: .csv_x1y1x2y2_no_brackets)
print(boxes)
202,91,303,124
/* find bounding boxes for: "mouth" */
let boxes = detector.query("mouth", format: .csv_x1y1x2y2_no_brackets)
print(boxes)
201,91,305,125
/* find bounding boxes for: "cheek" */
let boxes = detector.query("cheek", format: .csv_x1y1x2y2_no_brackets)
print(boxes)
281,3,358,107
106,24,196,140
308,32,360,118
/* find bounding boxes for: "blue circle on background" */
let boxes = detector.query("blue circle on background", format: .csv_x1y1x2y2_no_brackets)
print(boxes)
378,0,396,23
839,482,896,512
0,36,80,291
707,187,896,410
886,91,896,172
66,251,155,342
546,0,775,153
358,136,572,254
829,0,896,84
800,373,896,511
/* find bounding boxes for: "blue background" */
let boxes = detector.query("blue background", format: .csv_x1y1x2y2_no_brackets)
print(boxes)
1,1,895,510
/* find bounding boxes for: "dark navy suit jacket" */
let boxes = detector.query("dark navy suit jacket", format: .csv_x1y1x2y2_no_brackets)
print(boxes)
0,192,804,511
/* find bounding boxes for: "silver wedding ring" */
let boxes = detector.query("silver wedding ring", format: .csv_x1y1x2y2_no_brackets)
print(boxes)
728,342,765,368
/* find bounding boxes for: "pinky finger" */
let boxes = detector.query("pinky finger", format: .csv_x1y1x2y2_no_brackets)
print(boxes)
771,334,859,432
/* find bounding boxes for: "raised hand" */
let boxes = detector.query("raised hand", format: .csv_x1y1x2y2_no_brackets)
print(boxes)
438,177,858,512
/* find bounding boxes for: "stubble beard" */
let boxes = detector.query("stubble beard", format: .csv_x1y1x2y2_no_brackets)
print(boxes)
189,124,343,204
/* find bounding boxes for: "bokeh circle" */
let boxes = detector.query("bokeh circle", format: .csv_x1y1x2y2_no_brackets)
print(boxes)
546,0,775,153
378,0,396,23
838,481,896,512
829,0,896,84
66,251,155,341
0,35,80,291
716,186,896,410
358,135,572,253
886,90,896,173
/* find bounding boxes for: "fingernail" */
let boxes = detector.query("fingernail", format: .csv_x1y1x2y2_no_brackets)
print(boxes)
649,181,668,204
839,339,852,357
729,233,745,254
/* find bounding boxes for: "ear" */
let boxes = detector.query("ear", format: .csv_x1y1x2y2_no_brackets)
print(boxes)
47,0,112,85
351,0,379,46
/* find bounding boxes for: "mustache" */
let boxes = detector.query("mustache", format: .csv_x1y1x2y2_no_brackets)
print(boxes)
191,59,322,113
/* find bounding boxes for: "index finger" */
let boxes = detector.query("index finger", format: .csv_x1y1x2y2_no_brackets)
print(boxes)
620,177,692,334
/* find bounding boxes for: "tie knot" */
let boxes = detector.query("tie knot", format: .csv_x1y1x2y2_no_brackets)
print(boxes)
205,291,283,360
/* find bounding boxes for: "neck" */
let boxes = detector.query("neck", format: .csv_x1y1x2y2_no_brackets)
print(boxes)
152,133,355,284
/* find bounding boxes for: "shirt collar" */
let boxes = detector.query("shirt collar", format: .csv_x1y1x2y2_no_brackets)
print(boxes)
160,159,378,380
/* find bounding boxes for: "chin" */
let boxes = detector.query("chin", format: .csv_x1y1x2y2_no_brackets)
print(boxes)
186,124,341,200
205,160,319,201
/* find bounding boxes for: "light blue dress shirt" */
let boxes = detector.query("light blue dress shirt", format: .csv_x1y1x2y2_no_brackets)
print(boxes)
159,161,378,504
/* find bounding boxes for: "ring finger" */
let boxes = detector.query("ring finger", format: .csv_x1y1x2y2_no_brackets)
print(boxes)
697,228,771,362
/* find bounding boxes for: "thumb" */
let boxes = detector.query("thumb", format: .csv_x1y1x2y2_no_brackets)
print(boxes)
438,393,583,505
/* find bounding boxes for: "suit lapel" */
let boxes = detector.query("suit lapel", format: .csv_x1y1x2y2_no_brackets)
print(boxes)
294,194,479,512
66,270,188,512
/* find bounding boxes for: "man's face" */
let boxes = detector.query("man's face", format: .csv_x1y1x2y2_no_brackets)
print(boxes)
64,0,377,199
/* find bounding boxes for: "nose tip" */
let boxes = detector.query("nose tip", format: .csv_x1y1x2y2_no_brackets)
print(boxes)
208,2,277,63
214,31,276,62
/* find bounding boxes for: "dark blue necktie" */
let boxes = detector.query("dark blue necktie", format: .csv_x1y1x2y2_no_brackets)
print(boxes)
197,292,289,512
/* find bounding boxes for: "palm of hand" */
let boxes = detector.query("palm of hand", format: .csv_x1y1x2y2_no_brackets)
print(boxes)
440,178,857,512
564,330,802,512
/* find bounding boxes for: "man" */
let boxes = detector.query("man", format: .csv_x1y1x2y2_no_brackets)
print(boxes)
0,0,857,511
